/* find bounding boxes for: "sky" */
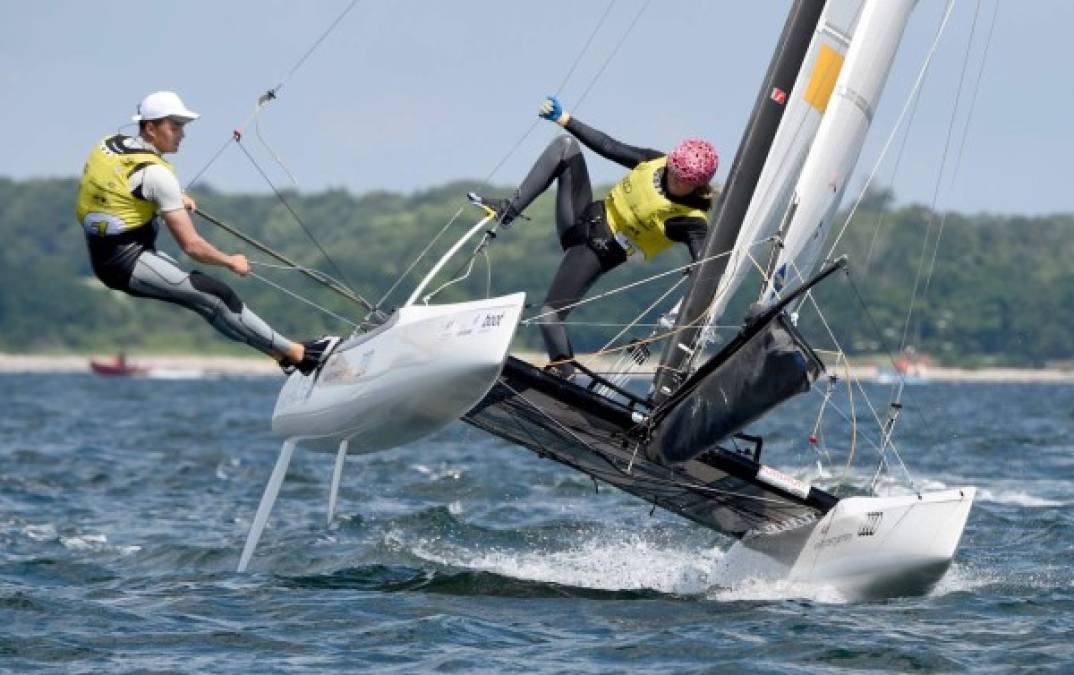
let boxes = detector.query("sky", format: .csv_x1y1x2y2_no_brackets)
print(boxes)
2,0,1071,215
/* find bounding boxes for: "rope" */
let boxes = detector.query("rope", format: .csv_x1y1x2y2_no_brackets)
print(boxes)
396,2,632,305
247,269,360,328
235,140,364,301
920,0,992,300
186,0,362,189
480,0,618,185
860,68,926,279
183,1,368,322
825,0,956,260
794,271,918,490
375,207,464,308
897,0,968,355
572,0,652,112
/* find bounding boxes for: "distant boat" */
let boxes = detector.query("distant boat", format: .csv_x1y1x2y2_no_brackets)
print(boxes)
877,351,931,385
89,354,148,377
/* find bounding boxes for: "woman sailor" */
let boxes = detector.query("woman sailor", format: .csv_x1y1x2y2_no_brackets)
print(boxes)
480,96,718,378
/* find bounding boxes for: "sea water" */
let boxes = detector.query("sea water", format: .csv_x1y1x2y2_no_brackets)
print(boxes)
1,373,1071,672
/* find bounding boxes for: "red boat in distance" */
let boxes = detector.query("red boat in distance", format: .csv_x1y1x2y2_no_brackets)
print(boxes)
89,353,149,377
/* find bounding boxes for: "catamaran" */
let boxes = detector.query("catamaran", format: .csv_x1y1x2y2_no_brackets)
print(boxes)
236,207,526,572
232,0,977,600
462,0,975,600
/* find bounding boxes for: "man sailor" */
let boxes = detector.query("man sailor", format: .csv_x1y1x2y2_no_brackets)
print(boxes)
76,91,337,374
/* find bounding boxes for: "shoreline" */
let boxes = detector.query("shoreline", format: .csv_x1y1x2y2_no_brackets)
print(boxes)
3,352,1074,383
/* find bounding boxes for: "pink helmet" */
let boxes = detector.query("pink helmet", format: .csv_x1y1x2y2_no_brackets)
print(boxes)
667,138,719,187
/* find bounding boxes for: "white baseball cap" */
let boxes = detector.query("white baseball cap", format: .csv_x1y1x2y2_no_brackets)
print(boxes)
132,91,200,123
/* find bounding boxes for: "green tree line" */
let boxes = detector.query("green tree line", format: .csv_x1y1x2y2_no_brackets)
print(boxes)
1,176,1070,366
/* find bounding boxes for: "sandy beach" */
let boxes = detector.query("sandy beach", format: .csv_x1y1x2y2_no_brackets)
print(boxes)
3,351,1074,383
0,353,281,376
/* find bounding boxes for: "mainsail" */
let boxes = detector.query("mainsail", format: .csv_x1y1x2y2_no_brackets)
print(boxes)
703,0,865,331
763,0,919,300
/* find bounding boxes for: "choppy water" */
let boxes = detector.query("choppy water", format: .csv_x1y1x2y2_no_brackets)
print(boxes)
1,372,1071,672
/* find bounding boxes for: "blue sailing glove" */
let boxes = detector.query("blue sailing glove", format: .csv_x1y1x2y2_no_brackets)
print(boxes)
538,96,571,127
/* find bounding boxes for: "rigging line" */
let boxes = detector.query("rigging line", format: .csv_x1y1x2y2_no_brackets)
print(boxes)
249,259,352,291
812,262,934,458
278,0,362,89
423,256,478,303
481,2,618,183
415,2,633,288
809,378,838,473
950,0,998,194
825,0,957,261
796,276,901,444
908,0,980,351
920,0,989,300
235,139,366,303
572,0,652,112
553,0,617,96
599,275,687,352
861,69,927,278
194,208,374,323
248,271,360,328
254,116,299,187
522,244,745,325
841,356,859,483
521,256,717,324
805,382,898,474
186,0,362,190
375,207,464,307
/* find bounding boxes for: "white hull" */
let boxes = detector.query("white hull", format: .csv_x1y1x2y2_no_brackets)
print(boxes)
272,292,525,453
716,487,975,600
239,292,525,572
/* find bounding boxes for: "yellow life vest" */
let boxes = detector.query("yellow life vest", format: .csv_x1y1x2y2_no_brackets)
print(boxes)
75,135,175,236
603,157,709,260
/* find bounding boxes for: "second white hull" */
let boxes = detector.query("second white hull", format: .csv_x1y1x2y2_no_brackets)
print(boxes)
272,293,525,453
716,487,975,600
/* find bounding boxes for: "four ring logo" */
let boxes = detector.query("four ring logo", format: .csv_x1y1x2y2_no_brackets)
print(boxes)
858,511,883,537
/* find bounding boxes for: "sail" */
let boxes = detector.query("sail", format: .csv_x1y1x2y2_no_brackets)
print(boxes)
704,0,865,332
645,258,844,466
763,0,918,300
649,0,827,404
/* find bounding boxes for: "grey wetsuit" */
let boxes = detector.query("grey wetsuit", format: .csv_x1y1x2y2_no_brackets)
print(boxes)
82,135,291,357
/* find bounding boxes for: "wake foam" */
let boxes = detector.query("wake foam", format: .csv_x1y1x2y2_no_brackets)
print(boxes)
406,530,724,596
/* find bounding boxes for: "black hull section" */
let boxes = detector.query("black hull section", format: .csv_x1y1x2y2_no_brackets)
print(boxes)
463,357,836,538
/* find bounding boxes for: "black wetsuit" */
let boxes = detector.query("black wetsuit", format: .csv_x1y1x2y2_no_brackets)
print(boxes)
503,117,710,366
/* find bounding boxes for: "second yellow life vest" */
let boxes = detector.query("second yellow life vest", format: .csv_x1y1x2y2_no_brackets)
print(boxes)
603,157,709,260
75,135,175,236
